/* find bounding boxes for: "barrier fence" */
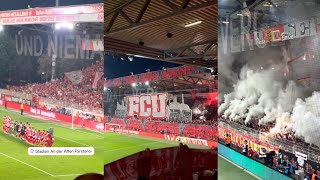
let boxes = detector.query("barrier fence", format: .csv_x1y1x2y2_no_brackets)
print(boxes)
0,100,105,132
219,119,320,163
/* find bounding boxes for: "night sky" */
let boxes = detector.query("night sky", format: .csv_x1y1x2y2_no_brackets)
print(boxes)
104,55,181,79
0,0,102,11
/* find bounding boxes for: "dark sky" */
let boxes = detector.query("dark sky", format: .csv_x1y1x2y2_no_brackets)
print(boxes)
104,55,181,79
0,0,102,10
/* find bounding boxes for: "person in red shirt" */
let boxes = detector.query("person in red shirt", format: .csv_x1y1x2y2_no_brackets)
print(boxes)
248,147,254,157
46,132,53,147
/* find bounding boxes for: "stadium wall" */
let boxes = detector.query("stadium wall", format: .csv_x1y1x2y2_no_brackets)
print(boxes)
0,101,104,132
218,143,293,180
106,127,217,148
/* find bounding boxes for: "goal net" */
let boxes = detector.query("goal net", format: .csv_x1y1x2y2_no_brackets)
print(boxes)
105,123,122,133
70,108,104,132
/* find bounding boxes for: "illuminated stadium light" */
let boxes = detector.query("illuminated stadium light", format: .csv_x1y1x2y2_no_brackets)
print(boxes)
0,25,4,32
132,83,136,87
222,21,229,24
145,81,149,86
55,22,74,30
185,21,202,27
237,13,243,16
104,87,107,91
193,108,201,115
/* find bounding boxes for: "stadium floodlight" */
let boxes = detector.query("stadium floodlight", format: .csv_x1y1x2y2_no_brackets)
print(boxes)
67,23,74,30
132,83,136,87
145,81,149,86
0,25,4,32
55,23,61,30
55,22,74,30
185,21,202,27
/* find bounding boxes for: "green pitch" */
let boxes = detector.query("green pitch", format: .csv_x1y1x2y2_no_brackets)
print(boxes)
218,156,258,180
0,107,103,180
104,132,210,164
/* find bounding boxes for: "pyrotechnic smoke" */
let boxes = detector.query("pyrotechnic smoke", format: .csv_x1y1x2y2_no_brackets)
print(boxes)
219,64,303,125
292,92,320,147
218,0,320,146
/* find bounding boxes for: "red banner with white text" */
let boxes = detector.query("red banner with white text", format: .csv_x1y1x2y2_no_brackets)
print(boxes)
218,126,279,153
0,3,103,25
104,147,217,180
0,101,104,132
105,127,217,148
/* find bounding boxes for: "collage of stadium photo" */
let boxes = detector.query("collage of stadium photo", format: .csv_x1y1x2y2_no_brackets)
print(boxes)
1,0,320,180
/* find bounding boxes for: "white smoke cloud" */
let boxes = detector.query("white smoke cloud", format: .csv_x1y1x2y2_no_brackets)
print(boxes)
292,92,320,147
219,63,320,146
219,63,306,129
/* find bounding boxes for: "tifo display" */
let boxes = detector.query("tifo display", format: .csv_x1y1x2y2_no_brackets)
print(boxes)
2,116,54,147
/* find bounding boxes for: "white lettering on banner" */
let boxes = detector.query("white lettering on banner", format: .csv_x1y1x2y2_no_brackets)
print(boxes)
0,14,102,25
295,151,308,161
113,129,139,135
41,111,56,119
0,4,103,19
164,135,208,146
127,94,167,118
96,123,104,130
30,107,37,114
16,34,103,59
30,108,56,119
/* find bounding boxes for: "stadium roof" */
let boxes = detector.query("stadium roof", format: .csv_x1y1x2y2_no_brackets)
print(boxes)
104,0,217,68
219,0,320,30
105,65,217,94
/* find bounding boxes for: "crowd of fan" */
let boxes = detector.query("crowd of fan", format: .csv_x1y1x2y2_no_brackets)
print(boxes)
222,117,308,144
7,61,104,110
108,118,217,140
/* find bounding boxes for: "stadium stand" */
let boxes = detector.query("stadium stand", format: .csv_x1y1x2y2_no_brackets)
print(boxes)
7,61,104,111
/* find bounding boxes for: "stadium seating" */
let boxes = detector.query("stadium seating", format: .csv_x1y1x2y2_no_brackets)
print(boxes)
126,120,143,131
110,118,217,141
7,61,104,111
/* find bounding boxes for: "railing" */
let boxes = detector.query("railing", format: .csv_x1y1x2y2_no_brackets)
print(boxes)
219,119,320,163
0,89,103,115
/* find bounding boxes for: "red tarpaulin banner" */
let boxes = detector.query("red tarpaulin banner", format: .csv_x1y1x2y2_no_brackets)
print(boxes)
105,127,217,148
104,147,217,180
92,72,104,89
218,126,279,153
64,70,83,85
0,3,103,25
0,101,104,132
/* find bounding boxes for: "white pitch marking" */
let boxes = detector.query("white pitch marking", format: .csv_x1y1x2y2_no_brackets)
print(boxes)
0,152,54,177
